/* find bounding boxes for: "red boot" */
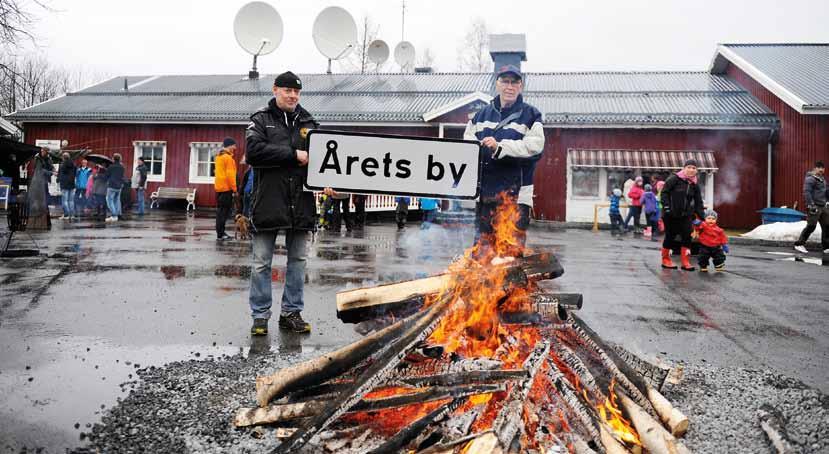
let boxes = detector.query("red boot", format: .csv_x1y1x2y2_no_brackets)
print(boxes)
680,247,695,271
661,248,677,269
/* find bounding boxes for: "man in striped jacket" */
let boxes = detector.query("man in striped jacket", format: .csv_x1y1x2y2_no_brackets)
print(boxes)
464,64,545,251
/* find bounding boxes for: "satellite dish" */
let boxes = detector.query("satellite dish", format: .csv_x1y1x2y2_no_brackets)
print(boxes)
367,40,390,66
233,2,284,79
312,6,357,73
394,41,416,72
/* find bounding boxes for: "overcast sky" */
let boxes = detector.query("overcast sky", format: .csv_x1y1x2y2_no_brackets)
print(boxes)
20,0,829,80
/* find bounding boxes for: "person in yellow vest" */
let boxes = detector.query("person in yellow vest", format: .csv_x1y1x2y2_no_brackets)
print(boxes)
214,138,238,240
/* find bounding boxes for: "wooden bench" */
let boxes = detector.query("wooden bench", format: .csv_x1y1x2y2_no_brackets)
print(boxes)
150,187,197,212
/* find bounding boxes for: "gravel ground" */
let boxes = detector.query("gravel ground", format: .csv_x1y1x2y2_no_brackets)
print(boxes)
664,364,829,454
68,353,829,454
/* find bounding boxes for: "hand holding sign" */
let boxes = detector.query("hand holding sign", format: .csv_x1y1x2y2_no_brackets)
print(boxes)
296,150,309,166
481,137,498,150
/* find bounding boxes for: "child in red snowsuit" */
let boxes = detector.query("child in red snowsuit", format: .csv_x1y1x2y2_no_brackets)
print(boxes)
693,209,729,271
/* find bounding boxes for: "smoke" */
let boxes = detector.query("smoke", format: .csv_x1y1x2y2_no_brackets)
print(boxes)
715,153,742,206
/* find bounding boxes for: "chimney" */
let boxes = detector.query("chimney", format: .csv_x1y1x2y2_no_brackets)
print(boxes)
489,34,527,74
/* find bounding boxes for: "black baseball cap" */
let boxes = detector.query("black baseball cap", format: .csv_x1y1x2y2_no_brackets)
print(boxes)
496,64,522,80
274,71,302,90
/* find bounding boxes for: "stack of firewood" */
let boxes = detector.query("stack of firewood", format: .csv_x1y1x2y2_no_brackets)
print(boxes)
234,253,692,453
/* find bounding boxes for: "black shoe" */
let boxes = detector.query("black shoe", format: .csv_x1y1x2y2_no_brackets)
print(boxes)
279,311,311,333
217,233,232,241
250,318,268,336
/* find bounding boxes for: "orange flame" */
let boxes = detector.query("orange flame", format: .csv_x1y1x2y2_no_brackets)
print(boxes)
340,399,451,437
596,379,641,445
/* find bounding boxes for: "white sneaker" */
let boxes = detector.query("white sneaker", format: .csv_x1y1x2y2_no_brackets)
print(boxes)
794,245,808,254
59,216,68,220
105,216,114,222
823,249,829,254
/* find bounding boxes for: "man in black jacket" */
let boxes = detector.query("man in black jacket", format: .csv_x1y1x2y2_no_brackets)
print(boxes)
794,161,828,254
660,160,705,271
58,152,77,220
246,71,321,335
105,153,125,222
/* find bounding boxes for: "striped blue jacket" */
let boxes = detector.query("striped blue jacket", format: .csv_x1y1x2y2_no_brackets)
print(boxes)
463,94,545,205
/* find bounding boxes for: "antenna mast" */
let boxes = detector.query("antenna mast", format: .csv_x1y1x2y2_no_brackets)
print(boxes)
401,0,406,41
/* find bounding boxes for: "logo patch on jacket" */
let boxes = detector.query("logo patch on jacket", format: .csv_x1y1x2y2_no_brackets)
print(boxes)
300,127,309,139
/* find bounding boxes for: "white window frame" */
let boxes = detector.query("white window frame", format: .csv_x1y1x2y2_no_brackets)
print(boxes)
133,141,167,183
188,142,222,184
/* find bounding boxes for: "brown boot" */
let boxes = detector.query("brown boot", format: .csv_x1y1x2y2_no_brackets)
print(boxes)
661,248,677,269
680,247,695,271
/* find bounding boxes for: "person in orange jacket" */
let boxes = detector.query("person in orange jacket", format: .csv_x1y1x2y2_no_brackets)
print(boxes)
693,209,729,272
214,138,238,240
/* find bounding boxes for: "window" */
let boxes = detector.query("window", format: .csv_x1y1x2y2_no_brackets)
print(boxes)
133,141,166,182
572,169,599,197
606,170,629,197
188,142,222,184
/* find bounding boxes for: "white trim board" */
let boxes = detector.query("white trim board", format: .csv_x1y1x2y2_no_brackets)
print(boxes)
421,91,493,122
713,45,826,115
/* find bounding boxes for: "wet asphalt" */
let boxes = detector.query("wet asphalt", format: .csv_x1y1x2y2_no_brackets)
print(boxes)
0,211,827,453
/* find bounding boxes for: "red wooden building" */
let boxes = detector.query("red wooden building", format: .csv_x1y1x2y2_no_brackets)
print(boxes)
9,39,826,228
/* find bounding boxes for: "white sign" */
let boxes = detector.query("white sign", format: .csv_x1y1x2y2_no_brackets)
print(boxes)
306,130,480,199
35,139,62,151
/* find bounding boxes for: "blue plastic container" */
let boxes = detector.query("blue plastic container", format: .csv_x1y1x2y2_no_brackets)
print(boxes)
757,207,806,224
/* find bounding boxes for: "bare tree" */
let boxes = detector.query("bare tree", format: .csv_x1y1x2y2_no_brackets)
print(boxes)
0,0,45,46
338,15,384,74
417,47,436,70
457,17,491,72
0,52,109,115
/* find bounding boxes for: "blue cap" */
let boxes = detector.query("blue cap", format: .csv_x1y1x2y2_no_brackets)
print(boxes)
496,64,522,80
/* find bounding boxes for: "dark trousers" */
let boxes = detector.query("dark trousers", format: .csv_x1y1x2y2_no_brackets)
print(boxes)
331,197,352,231
698,245,726,267
609,213,623,233
216,191,233,237
395,200,409,228
623,205,642,230
93,194,106,216
352,195,366,228
242,193,252,218
662,216,693,250
795,205,829,250
474,200,531,252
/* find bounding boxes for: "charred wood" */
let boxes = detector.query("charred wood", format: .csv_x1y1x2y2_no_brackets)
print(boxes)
397,369,528,388
255,307,429,407
758,403,795,454
366,399,456,454
567,315,656,416
272,294,456,452
611,344,671,391
336,253,564,323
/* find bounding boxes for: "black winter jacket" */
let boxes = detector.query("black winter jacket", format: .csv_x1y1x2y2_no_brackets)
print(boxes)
245,99,319,232
660,173,704,220
802,172,827,207
58,160,76,190
107,162,125,189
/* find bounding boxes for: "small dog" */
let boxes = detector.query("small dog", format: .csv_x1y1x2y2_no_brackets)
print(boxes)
234,214,252,240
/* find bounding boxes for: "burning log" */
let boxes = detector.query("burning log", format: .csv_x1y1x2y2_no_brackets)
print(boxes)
616,392,691,454
273,294,457,452
336,253,564,323
611,344,671,391
571,434,599,454
569,314,689,436
461,432,504,454
236,384,503,427
366,400,456,454
599,423,633,454
758,404,795,454
499,292,583,324
491,341,551,449
255,305,430,407
398,369,528,388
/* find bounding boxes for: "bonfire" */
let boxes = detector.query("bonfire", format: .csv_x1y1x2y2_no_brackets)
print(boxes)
234,195,691,454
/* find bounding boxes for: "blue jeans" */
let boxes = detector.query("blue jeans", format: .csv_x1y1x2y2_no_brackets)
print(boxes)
623,205,642,230
61,189,76,216
248,229,308,319
106,188,122,217
135,188,145,214
75,189,87,213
